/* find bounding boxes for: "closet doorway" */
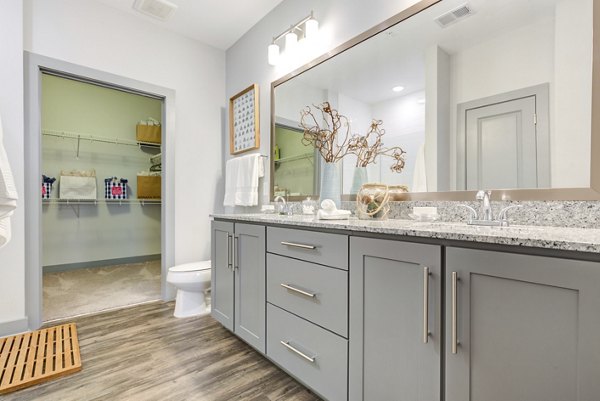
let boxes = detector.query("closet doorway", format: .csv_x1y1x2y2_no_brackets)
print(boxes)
25,53,176,329
40,73,163,321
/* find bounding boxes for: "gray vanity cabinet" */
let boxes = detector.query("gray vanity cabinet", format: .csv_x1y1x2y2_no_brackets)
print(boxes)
210,221,266,353
445,247,600,401
349,237,443,401
233,223,266,353
211,220,234,331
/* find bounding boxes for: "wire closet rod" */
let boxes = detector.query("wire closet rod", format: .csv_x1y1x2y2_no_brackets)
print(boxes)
42,129,161,148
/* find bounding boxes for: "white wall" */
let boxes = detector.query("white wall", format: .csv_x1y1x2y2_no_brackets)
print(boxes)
449,17,556,190
0,0,27,335
0,0,225,334
372,90,426,191
24,0,225,266
275,80,326,125
552,0,593,187
226,0,421,207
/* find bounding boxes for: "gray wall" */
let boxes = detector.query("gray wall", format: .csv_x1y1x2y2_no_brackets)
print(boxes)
225,0,422,210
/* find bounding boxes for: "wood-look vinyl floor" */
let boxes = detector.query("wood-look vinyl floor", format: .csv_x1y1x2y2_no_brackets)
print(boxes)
7,302,321,401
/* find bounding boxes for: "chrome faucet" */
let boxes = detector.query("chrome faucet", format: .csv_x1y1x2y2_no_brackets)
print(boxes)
497,205,523,225
458,190,522,227
274,195,288,215
476,190,493,221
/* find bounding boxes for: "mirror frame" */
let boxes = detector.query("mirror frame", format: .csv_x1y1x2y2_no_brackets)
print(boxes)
271,0,600,201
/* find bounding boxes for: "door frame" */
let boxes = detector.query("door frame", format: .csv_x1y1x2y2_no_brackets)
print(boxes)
456,83,550,190
24,52,176,329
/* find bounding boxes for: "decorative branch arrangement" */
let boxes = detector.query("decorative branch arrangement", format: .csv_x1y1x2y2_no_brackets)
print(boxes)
348,119,406,172
300,102,353,163
300,102,407,172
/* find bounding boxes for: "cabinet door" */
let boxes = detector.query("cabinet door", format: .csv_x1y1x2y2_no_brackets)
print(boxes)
211,220,234,331
350,237,442,401
234,223,266,353
446,248,600,401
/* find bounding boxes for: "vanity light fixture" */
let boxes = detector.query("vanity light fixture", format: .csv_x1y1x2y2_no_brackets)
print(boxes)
268,11,319,66
392,86,405,92
285,30,298,53
268,42,280,66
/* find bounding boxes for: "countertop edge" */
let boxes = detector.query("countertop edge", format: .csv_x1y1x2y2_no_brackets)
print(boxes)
210,214,600,259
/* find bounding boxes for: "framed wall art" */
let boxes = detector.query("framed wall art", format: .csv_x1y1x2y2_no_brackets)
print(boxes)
229,84,260,154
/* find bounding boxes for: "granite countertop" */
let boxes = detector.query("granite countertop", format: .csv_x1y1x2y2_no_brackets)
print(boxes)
211,213,600,254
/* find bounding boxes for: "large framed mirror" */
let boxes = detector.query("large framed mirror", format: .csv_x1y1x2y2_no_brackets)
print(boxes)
271,0,600,201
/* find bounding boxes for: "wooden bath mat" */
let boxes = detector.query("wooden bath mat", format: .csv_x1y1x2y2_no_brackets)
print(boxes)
0,323,81,395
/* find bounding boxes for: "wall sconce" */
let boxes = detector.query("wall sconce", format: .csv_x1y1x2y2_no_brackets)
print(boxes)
268,11,319,66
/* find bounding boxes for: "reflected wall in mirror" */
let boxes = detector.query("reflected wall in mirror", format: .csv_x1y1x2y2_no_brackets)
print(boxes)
272,0,594,200
273,121,317,198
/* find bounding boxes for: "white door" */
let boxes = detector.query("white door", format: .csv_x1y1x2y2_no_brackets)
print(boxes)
457,84,550,190
467,97,537,189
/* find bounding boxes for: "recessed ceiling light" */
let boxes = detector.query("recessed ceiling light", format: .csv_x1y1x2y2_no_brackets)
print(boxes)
392,86,404,92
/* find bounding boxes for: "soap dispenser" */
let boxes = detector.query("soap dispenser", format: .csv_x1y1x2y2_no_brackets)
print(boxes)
302,197,317,215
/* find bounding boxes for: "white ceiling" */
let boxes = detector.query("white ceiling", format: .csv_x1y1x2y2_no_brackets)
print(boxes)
93,0,284,50
289,0,560,105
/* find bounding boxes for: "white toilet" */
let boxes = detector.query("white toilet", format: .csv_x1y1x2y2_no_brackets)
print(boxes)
166,260,212,318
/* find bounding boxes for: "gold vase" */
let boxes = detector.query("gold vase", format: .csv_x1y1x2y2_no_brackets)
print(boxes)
356,183,390,220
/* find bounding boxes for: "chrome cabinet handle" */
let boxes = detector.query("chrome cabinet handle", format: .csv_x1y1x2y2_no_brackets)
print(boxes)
423,266,431,344
280,341,316,363
452,271,459,354
227,234,233,270
280,283,316,298
233,236,239,270
280,241,316,250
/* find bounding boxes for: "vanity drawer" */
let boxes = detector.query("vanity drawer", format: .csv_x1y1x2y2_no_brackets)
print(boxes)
267,227,348,269
267,304,348,401
267,253,348,337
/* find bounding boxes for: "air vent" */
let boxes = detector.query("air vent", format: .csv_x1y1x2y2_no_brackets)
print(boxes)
133,0,178,21
435,3,473,28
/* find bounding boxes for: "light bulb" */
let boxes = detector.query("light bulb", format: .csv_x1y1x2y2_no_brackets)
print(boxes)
305,18,319,40
285,31,298,52
268,43,280,66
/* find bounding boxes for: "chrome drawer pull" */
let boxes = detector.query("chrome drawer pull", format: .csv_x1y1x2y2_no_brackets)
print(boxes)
227,234,233,270
423,266,431,344
233,235,239,271
280,241,316,250
280,283,316,298
280,341,316,363
452,271,459,354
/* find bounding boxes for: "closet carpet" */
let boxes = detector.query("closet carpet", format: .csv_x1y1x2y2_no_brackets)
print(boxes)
8,301,320,401
43,260,161,321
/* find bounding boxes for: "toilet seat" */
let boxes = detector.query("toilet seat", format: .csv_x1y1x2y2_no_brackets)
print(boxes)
167,260,212,318
169,260,211,272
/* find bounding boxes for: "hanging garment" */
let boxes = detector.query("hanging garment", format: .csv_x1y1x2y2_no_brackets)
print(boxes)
0,115,18,248
223,154,264,207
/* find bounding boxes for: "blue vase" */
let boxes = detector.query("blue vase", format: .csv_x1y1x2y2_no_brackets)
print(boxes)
350,166,368,194
320,161,341,208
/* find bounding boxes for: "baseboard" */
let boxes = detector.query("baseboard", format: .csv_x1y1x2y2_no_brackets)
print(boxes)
0,317,29,338
43,254,161,273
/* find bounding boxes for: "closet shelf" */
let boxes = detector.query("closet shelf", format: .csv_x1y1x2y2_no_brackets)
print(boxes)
43,199,161,206
274,153,314,165
42,129,161,148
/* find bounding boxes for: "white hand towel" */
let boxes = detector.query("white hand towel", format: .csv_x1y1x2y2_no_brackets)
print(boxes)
0,115,18,247
0,217,11,248
223,156,240,207
223,154,262,207
316,209,351,220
